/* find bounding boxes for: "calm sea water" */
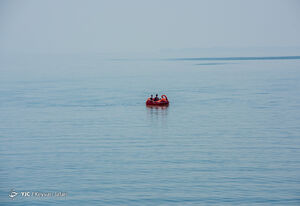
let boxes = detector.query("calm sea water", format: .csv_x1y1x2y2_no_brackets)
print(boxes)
1,55,300,205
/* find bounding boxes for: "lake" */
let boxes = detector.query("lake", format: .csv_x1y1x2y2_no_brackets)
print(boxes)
1,54,300,205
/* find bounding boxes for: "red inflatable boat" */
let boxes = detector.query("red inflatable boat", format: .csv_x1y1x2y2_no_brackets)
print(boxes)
146,95,169,106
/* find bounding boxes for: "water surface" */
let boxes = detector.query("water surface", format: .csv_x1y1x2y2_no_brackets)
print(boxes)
0,55,300,205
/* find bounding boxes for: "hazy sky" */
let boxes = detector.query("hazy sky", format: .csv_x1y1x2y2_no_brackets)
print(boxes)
0,0,300,54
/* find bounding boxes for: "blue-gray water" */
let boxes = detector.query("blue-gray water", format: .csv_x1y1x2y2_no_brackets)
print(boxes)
1,55,300,205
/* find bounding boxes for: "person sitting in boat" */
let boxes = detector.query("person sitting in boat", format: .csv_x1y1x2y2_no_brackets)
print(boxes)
150,94,153,100
154,94,160,101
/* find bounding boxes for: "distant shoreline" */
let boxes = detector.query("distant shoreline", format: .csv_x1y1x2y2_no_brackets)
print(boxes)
166,55,300,61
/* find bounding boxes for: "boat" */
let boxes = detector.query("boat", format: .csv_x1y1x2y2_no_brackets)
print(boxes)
146,95,169,106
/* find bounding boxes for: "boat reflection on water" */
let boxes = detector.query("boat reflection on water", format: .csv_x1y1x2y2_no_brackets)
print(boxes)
146,105,169,110
146,105,169,124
